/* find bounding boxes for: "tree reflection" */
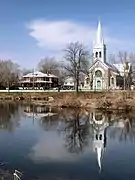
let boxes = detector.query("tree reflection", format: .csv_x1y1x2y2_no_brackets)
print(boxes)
106,112,135,143
62,110,90,154
0,102,21,131
119,114,135,142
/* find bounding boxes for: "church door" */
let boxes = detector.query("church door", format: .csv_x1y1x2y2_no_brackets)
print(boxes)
97,80,102,90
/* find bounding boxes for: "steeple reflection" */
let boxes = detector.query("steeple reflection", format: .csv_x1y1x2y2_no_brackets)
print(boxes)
90,111,109,172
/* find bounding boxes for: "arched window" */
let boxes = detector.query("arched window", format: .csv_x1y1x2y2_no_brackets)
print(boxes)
99,51,102,58
95,70,102,77
95,52,98,58
111,77,114,84
86,78,89,84
99,134,102,140
96,134,98,140
95,113,103,121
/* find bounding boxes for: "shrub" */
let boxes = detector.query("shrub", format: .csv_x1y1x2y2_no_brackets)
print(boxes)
9,86,19,90
0,86,6,90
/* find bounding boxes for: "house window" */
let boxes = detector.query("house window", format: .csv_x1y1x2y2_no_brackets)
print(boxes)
95,70,102,77
95,52,98,58
99,51,102,58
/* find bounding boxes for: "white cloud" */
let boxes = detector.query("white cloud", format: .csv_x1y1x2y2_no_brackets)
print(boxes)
29,131,94,163
27,19,135,53
29,132,79,162
27,20,96,51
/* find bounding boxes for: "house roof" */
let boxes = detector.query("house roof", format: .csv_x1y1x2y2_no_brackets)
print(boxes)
23,71,58,78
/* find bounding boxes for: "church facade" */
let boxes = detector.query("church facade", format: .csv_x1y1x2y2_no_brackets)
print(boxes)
84,22,131,90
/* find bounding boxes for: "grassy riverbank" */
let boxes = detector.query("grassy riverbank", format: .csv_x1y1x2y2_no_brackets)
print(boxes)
0,90,134,111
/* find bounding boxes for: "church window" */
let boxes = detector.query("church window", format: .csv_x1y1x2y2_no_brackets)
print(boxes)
95,113,102,121
95,70,102,77
99,51,102,58
99,134,102,140
95,52,98,58
111,77,114,84
96,134,98,140
86,78,89,84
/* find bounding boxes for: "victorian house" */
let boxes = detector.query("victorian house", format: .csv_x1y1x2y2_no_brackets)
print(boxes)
21,71,58,89
84,22,131,90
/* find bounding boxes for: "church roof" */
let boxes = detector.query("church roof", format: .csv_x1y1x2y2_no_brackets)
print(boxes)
89,60,119,74
105,62,119,73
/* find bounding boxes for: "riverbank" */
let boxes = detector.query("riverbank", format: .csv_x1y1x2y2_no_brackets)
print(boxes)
0,90,134,111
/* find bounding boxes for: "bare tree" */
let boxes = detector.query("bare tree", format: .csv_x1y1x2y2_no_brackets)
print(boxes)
0,60,20,88
37,57,60,75
21,68,33,76
63,42,90,92
118,51,132,90
37,57,67,85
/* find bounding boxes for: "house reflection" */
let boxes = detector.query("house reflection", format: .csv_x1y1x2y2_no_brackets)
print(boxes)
24,105,57,119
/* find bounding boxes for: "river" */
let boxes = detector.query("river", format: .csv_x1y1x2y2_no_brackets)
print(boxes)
0,102,135,180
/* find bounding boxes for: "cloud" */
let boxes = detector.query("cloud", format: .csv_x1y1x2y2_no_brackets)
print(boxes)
29,131,94,163
27,20,96,51
29,132,79,162
27,19,135,53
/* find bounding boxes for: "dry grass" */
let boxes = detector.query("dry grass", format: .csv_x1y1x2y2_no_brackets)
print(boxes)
0,91,135,111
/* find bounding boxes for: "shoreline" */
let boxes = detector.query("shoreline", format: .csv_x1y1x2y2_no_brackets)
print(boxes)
0,91,134,111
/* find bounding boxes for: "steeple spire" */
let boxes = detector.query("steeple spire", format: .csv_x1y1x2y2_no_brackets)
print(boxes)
97,147,102,173
96,21,104,44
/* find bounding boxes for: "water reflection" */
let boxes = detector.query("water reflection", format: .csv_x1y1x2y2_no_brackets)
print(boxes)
1,103,135,179
24,105,57,119
89,111,109,172
0,102,22,131
26,106,135,174
62,110,90,154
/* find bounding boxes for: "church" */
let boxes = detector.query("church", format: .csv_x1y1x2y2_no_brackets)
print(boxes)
84,21,131,90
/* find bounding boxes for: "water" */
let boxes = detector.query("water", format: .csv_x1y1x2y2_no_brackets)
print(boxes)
0,103,135,179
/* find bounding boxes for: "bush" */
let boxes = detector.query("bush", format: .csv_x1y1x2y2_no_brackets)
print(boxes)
9,86,19,90
0,86,6,90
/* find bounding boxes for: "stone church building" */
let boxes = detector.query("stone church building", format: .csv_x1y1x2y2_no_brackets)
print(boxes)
84,21,131,90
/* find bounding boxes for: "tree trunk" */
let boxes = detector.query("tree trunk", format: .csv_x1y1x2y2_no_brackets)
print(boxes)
76,70,79,93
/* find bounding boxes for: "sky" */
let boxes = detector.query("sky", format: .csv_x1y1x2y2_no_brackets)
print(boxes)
0,0,135,68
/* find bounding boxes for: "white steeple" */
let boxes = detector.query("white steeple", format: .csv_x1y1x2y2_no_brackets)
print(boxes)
93,21,106,63
97,147,102,172
96,21,104,45
90,111,109,173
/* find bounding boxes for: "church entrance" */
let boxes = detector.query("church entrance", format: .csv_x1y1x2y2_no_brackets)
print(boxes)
95,70,102,90
96,80,102,90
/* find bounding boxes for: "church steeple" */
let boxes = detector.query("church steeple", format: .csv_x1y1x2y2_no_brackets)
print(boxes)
96,21,104,45
93,21,106,63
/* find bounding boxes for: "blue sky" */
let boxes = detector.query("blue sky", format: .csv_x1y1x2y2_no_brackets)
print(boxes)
0,0,135,68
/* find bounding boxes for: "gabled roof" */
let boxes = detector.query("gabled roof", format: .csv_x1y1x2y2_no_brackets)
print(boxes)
89,60,119,74
23,71,58,78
